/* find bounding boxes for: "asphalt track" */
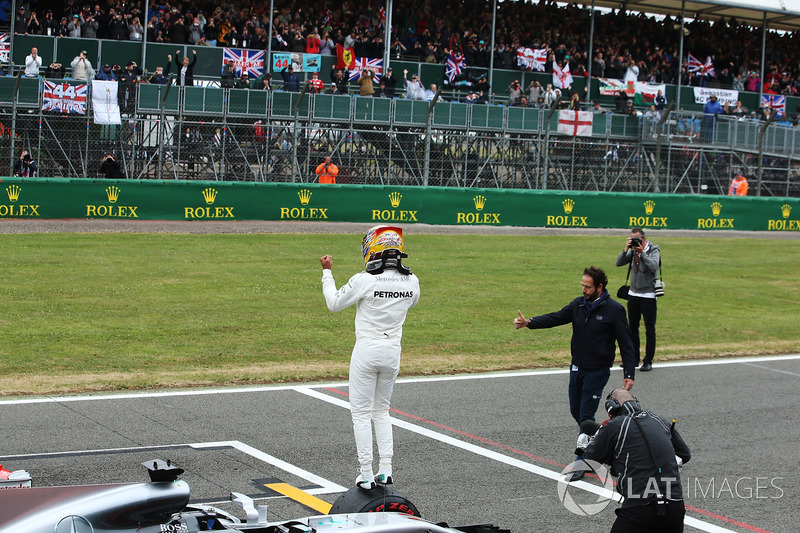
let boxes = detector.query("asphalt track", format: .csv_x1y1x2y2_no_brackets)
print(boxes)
1,354,798,533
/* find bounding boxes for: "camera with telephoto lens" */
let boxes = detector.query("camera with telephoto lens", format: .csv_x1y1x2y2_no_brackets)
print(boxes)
654,280,665,297
630,236,642,248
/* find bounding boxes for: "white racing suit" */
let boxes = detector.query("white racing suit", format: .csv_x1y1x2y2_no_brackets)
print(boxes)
322,267,420,475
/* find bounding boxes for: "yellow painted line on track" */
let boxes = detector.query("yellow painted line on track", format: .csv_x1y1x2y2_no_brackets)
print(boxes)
266,482,333,515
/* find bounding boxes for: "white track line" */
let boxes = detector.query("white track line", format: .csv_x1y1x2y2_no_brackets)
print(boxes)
293,386,742,533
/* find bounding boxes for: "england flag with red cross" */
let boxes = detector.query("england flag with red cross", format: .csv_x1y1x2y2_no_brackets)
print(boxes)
557,110,593,137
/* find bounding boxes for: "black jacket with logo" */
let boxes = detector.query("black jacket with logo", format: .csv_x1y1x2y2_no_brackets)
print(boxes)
527,290,636,380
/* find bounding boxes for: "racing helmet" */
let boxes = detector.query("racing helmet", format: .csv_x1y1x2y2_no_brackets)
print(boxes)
362,225,410,274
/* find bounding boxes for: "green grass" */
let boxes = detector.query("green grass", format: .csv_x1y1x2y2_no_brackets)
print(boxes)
1,233,798,396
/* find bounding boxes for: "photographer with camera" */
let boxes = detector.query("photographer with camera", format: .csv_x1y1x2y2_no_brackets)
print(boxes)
616,228,661,372
100,152,124,179
507,79,522,106
577,388,690,533
315,155,338,184
13,150,37,177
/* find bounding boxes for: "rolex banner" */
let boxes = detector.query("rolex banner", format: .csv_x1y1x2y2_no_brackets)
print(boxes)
92,80,122,125
1,177,797,233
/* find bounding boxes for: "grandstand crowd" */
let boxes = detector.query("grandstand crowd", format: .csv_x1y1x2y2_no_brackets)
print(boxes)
5,0,800,98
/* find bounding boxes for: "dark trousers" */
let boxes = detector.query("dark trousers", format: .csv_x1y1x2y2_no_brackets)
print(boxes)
627,296,657,364
611,500,685,533
568,366,610,426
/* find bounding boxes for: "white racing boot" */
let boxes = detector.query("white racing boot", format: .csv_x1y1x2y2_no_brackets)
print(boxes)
355,470,375,490
374,462,393,485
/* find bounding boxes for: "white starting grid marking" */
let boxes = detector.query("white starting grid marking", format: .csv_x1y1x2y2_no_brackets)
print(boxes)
1,441,346,498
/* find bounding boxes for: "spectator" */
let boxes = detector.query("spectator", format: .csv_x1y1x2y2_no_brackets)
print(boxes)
528,80,543,104
45,62,65,79
96,63,117,81
281,65,300,92
70,51,95,82
331,68,350,95
358,69,375,97
644,105,661,137
254,73,272,91
654,89,666,111
702,93,722,141
174,50,197,86
187,18,202,44
306,71,325,93
315,155,338,184
41,9,59,36
507,79,522,105
0,0,9,27
543,83,558,107
728,173,748,196
99,152,124,179
424,83,438,101
24,47,42,77
591,101,607,114
375,81,390,98
82,12,99,39
129,17,144,41
67,14,81,37
614,89,629,114
221,60,236,88
381,67,398,97
147,59,171,84
403,70,425,100
14,5,29,34
732,100,748,118
235,72,251,89
13,150,37,177
568,92,581,110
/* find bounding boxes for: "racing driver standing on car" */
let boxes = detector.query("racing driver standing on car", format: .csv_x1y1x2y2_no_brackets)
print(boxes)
320,226,420,490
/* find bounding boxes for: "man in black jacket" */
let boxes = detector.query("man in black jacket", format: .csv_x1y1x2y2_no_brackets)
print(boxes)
581,388,690,532
515,266,635,479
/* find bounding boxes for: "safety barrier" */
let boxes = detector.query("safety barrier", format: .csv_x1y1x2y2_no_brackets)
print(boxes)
1,177,798,231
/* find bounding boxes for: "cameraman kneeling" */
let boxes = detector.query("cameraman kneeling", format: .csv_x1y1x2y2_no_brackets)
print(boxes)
581,389,690,532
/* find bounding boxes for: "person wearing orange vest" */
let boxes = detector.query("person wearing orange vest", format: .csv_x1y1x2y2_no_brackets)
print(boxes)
728,173,748,196
316,156,339,184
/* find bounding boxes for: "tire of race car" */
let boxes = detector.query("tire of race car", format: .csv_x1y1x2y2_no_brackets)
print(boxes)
328,485,421,516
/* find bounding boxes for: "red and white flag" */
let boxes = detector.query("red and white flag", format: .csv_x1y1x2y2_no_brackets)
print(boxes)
688,54,715,77
552,61,573,89
557,110,593,137
517,47,546,72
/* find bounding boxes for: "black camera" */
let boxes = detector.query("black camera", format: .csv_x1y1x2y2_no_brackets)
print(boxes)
630,236,642,247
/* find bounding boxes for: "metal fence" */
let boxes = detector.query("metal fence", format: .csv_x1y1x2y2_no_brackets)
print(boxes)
3,80,799,197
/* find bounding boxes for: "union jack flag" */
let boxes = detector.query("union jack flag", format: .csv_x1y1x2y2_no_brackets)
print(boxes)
42,81,88,114
761,94,786,116
222,48,265,78
377,5,386,29
446,51,466,81
348,57,383,82
688,54,715,77
517,47,546,72
0,34,9,63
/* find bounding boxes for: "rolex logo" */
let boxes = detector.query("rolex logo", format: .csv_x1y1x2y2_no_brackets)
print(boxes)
6,185,21,202
473,195,486,211
711,202,722,217
106,186,120,203
644,200,655,215
202,188,217,205
562,198,575,214
389,191,402,208
298,189,312,205
781,204,792,219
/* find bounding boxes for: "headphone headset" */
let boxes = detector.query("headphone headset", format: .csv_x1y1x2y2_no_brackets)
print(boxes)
605,391,639,418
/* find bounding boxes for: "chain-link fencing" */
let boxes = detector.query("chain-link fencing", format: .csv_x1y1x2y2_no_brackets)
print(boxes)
2,82,799,197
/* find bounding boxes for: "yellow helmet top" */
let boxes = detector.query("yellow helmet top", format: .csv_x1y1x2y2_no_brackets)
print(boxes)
362,225,404,265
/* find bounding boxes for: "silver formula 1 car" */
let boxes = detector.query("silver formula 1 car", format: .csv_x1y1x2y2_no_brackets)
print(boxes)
0,460,508,533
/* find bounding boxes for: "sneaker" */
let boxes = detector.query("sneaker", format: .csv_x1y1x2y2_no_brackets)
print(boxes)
564,470,585,483
355,473,375,490
640,361,653,372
